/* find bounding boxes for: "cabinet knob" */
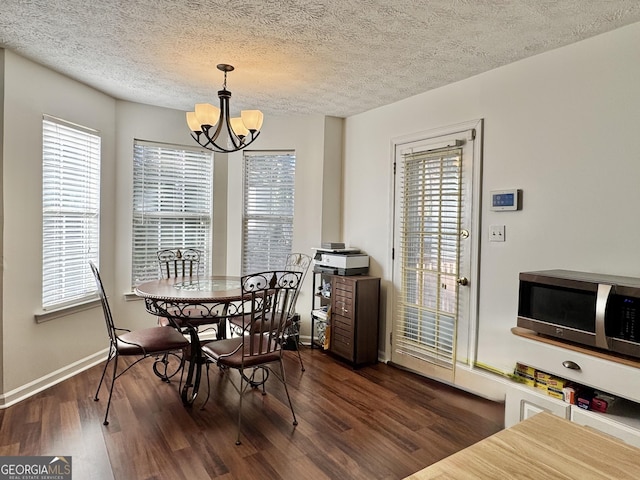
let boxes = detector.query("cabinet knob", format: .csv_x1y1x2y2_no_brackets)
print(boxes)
457,277,469,286
562,360,581,371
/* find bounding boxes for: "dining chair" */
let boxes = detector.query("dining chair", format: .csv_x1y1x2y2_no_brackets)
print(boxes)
155,247,217,380
90,261,190,426
282,253,312,370
228,253,311,370
157,248,201,278
201,270,301,445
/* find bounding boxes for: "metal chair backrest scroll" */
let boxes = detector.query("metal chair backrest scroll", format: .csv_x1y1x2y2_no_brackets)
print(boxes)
157,248,201,278
240,270,301,359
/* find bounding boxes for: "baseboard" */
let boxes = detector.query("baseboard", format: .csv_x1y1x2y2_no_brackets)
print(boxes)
0,348,108,409
384,359,510,403
454,364,510,402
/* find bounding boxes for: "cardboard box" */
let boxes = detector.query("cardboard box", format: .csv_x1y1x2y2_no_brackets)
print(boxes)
563,387,576,404
516,363,536,377
535,371,553,383
547,389,564,400
591,397,608,413
513,371,536,387
513,363,536,387
547,377,568,390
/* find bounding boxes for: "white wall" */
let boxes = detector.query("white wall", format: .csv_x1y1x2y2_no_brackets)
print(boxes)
112,101,215,327
226,114,343,337
0,49,340,402
343,22,640,394
5,21,639,404
113,105,342,337
1,50,116,399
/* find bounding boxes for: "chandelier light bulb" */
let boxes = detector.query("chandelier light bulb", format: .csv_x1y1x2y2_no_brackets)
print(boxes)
240,110,264,132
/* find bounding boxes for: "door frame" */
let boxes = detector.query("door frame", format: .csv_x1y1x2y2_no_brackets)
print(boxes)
385,118,483,376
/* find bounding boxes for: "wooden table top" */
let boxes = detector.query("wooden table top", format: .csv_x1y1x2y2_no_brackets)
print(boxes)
405,412,640,479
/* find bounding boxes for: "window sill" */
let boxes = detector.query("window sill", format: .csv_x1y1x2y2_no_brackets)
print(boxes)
124,292,143,301
34,297,102,323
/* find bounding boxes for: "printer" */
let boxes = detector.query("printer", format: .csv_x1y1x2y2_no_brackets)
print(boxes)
313,247,369,275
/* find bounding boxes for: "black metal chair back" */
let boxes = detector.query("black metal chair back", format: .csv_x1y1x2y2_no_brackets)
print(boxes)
240,270,301,358
157,248,201,278
200,270,301,444
90,261,118,347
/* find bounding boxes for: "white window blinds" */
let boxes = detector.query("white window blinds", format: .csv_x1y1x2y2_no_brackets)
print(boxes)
132,140,213,286
395,146,463,368
242,151,296,275
42,116,101,309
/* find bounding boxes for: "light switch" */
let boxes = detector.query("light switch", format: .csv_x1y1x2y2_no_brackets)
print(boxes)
489,225,506,242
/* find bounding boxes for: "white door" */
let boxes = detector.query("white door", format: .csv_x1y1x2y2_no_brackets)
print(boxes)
391,121,482,384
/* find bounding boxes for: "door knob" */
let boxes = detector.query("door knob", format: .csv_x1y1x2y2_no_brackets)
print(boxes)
457,277,469,286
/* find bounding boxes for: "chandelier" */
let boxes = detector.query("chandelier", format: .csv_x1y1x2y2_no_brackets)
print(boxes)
186,64,264,153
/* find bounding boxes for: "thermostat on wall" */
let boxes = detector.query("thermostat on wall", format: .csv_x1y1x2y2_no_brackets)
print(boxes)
490,189,522,211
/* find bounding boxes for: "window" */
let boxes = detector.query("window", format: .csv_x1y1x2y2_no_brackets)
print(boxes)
42,115,101,309
132,140,213,287
242,151,296,274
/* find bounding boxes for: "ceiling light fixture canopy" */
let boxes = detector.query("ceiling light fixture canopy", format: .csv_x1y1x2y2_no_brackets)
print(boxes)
186,64,263,153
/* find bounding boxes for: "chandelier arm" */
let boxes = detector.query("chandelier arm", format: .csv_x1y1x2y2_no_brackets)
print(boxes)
191,131,260,153
187,64,262,153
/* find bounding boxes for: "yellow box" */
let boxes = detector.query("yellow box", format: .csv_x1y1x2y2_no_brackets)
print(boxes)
535,371,553,382
547,389,564,400
513,372,535,387
535,383,548,392
515,363,536,377
547,377,568,390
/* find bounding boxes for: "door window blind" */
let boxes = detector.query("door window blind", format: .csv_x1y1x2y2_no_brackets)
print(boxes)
242,151,296,275
132,140,213,286
395,147,463,368
42,115,101,309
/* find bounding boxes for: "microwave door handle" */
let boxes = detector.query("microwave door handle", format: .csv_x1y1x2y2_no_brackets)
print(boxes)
595,283,612,350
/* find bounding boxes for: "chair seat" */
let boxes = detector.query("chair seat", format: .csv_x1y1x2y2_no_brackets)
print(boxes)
202,335,281,368
116,326,189,356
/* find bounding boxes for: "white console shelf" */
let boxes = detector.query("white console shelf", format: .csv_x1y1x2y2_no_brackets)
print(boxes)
506,328,640,448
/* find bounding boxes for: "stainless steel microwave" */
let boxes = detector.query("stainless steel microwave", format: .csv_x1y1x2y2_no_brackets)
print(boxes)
517,269,640,358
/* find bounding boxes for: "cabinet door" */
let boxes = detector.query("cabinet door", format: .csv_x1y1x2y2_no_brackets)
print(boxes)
571,406,640,448
331,314,355,360
505,382,570,428
332,277,355,318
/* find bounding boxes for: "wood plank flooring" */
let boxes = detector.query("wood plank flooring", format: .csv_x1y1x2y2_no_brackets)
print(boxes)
0,348,504,480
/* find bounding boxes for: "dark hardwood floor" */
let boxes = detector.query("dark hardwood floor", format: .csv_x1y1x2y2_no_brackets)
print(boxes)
0,347,504,480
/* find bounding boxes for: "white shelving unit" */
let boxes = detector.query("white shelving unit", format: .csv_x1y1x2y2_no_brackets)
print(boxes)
310,268,331,349
506,328,640,448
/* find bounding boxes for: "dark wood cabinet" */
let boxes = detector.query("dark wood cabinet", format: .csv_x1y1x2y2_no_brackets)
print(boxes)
329,275,380,366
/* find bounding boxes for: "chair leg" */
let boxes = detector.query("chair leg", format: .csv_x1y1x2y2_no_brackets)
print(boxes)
277,359,298,426
294,342,305,372
94,347,115,401
285,319,305,371
236,369,245,445
102,353,120,426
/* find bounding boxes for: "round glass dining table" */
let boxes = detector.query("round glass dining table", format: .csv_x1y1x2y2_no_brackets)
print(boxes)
135,275,243,405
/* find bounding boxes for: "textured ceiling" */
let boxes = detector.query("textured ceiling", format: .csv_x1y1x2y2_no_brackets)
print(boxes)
2,1,640,118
